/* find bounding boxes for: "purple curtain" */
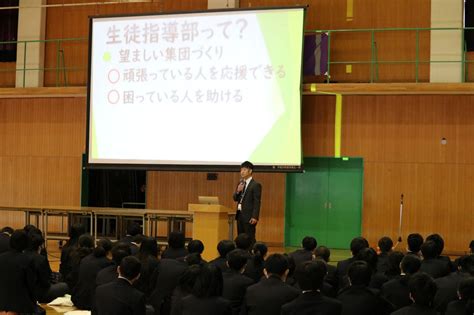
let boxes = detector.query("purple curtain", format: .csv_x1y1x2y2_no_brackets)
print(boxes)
0,0,19,62
303,33,328,76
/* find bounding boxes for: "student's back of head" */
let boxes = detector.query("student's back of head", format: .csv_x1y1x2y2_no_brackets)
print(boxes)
112,243,132,265
295,260,327,291
138,237,159,260
217,240,235,258
348,260,371,286
126,222,142,237
26,230,44,251
458,255,474,276
400,254,421,275
187,239,204,255
168,231,185,249
119,256,142,282
226,249,249,272
408,272,437,307
386,251,404,275
378,236,393,253
407,233,424,253
264,253,289,277
10,229,29,252
469,240,474,254
252,242,268,266
426,234,445,257
356,247,378,273
235,233,252,251
67,223,86,246
315,246,331,263
1,226,14,235
350,237,369,256
302,236,317,251
421,240,438,259
191,264,223,298
93,238,113,258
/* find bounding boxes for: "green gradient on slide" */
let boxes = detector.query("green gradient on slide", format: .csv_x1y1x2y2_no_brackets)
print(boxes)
249,9,304,164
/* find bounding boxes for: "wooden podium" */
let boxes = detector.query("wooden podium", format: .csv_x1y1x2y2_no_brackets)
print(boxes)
188,203,232,261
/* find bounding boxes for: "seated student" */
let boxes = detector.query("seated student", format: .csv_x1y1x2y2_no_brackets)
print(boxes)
25,231,69,303
355,247,387,290
60,223,86,281
72,238,113,310
94,256,146,315
284,254,298,287
391,272,438,315
222,249,254,315
0,226,13,254
120,222,143,255
234,233,252,253
171,264,231,315
134,237,160,299
434,255,474,314
241,253,300,315
445,277,474,315
282,260,342,315
470,240,474,254
337,261,392,315
315,246,337,288
209,240,236,273
336,237,369,290
381,254,421,311
66,234,95,290
243,242,268,283
384,251,405,281
420,240,451,279
96,242,132,287
179,240,206,263
170,264,201,313
426,234,454,272
0,230,36,314
288,236,317,269
377,237,394,273
406,233,424,257
162,231,188,260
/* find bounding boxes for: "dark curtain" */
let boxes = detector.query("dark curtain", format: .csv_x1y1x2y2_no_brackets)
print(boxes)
0,0,19,62
466,0,474,51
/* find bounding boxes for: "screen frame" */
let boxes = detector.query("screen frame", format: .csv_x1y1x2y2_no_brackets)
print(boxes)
85,6,306,172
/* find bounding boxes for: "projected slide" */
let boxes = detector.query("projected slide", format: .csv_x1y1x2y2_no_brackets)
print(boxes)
88,7,304,168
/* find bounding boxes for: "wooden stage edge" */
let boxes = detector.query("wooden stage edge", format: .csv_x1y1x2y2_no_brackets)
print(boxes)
1,83,474,98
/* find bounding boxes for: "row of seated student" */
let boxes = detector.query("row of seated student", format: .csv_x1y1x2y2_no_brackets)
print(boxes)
0,224,473,315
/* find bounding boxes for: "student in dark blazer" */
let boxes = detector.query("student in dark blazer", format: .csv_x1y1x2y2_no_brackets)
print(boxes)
60,223,86,282
209,240,235,273
233,161,262,244
282,260,342,315
0,230,37,314
94,256,146,315
391,273,438,315
96,242,132,287
134,237,160,299
376,236,393,274
434,255,474,314
161,231,188,260
315,246,338,289
337,261,392,315
445,277,474,315
171,264,231,315
381,254,421,311
288,236,317,269
420,241,451,279
0,226,13,254
243,242,267,283
72,238,113,310
241,253,300,315
406,233,424,257
336,237,369,290
120,222,143,255
222,249,254,315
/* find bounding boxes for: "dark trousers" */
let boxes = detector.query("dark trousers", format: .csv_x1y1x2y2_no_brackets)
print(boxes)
236,216,256,245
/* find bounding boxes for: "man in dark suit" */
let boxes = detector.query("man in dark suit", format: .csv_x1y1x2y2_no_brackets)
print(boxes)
282,260,342,315
391,273,438,315
233,161,262,245
288,236,317,269
241,253,299,315
335,237,368,290
0,230,37,314
0,226,13,254
222,249,254,315
94,256,146,315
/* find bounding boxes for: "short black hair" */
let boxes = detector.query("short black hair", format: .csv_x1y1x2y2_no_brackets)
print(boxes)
264,253,289,276
119,256,141,280
191,264,223,298
315,246,331,262
93,238,113,258
348,260,371,286
27,231,44,251
350,237,369,256
252,242,268,266
188,239,204,254
226,249,249,271
69,223,86,239
378,236,393,253
421,240,438,259
355,247,378,273
138,237,159,258
78,234,94,249
302,236,317,251
385,251,404,275
10,229,29,251
400,254,421,274
295,260,327,291
458,255,474,276
185,252,203,266
1,226,14,235
235,233,252,251
469,240,474,253
111,242,132,265
126,222,142,236
407,233,424,253
23,224,41,236
408,272,437,306
217,240,235,258
168,231,185,249
426,234,444,256
241,161,254,170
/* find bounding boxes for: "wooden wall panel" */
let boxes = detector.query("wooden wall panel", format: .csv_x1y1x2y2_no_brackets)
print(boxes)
0,62,16,88
467,52,474,83
147,171,285,245
302,95,334,156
